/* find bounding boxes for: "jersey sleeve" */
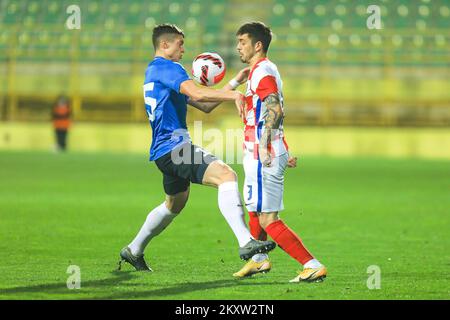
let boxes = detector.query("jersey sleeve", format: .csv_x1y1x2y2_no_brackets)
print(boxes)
255,75,278,101
159,62,190,93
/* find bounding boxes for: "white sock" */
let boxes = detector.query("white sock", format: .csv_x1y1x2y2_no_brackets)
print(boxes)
304,258,322,269
251,253,269,263
128,202,177,256
218,181,253,247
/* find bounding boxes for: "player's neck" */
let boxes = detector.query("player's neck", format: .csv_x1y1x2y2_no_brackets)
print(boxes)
248,53,266,68
154,51,173,61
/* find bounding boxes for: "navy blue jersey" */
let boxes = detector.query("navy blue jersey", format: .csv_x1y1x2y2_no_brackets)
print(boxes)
143,56,191,161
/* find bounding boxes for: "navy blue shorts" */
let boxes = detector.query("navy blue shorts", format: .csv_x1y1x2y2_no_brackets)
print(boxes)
155,144,217,195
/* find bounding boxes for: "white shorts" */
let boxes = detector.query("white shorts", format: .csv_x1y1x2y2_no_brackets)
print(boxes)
242,152,288,213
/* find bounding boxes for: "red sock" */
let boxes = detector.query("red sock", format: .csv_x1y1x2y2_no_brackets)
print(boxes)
265,219,314,265
248,211,267,241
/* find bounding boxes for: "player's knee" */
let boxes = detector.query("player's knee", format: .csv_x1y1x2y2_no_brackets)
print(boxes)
218,164,237,183
203,160,237,187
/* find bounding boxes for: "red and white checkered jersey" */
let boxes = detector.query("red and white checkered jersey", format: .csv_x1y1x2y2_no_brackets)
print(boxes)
243,58,289,159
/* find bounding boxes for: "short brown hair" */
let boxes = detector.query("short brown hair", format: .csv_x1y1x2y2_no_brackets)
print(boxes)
152,23,184,50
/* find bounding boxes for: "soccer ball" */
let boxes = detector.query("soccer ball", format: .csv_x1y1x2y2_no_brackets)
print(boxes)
191,52,226,86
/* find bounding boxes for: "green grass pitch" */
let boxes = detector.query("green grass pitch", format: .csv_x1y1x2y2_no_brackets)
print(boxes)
0,151,448,300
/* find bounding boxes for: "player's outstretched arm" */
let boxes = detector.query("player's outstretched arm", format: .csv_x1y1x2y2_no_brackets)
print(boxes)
183,67,250,114
187,78,238,113
181,80,239,103
259,93,284,167
187,99,222,114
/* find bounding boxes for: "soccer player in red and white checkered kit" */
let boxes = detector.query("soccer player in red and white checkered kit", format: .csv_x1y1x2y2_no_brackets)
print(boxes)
230,22,327,282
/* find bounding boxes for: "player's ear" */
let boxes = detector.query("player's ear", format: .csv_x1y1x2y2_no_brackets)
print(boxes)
255,41,263,53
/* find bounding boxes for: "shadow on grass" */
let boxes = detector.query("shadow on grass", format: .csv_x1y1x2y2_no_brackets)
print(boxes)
0,270,135,299
0,270,286,299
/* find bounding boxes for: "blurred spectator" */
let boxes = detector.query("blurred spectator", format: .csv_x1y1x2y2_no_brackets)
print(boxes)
52,95,71,152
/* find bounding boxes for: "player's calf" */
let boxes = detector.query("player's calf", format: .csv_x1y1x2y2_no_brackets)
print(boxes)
248,211,267,240
165,188,190,213
258,212,279,229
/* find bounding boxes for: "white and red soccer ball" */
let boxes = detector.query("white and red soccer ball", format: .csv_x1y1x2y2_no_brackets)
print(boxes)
192,52,226,86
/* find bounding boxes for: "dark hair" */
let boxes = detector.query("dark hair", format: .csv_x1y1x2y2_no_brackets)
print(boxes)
236,21,272,53
152,23,184,50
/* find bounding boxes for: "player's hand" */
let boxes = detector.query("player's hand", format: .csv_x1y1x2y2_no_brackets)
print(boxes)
234,91,245,121
287,156,298,168
259,146,272,167
234,67,251,84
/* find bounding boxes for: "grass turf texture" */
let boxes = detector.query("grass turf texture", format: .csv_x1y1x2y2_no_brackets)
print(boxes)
0,151,448,300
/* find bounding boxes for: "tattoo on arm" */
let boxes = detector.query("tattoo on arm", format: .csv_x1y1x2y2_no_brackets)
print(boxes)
260,94,283,148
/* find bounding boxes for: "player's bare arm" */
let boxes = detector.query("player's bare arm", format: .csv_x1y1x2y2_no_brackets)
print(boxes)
187,82,236,113
182,67,250,115
181,80,244,117
180,80,240,102
187,67,250,113
259,93,284,167
188,68,250,114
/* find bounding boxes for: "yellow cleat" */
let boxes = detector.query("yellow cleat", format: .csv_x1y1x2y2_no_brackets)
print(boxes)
289,265,327,283
233,258,272,278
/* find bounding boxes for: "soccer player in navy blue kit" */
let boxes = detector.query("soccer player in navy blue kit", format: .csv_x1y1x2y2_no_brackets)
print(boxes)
118,24,275,271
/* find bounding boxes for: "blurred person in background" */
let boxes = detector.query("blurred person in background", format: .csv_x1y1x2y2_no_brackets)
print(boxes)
52,95,71,152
